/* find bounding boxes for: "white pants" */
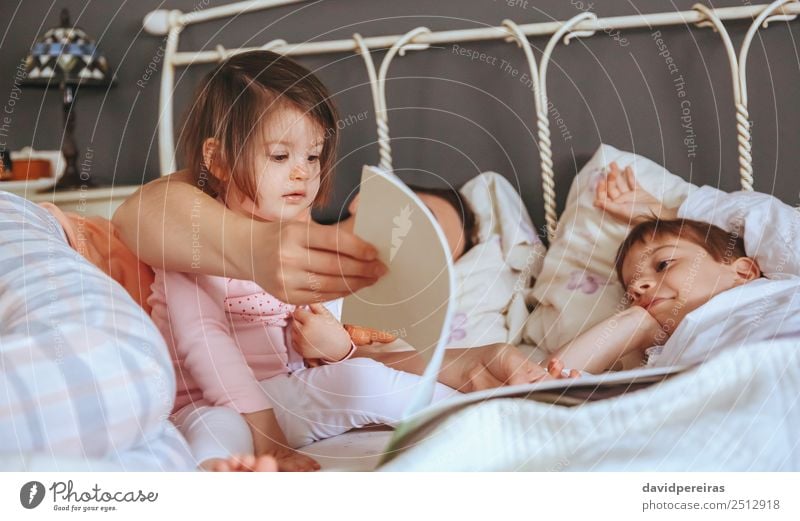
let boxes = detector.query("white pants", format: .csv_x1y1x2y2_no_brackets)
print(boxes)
172,358,456,464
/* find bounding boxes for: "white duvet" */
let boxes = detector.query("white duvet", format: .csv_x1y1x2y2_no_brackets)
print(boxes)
381,338,800,471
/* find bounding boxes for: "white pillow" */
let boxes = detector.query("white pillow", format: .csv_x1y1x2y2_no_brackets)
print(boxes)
460,172,541,262
446,173,546,348
447,235,516,347
523,144,697,353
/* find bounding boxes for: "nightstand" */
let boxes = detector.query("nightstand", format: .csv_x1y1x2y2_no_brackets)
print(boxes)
14,185,139,219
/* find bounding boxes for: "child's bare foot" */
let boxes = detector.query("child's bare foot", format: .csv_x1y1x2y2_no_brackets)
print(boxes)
200,454,278,472
547,359,581,379
267,447,320,472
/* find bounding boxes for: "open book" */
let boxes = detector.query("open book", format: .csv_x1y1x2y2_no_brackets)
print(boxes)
342,165,457,415
381,363,689,462
342,166,689,465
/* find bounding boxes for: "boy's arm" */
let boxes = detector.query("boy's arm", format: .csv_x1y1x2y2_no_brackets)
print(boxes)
678,186,800,277
549,306,663,374
595,168,800,277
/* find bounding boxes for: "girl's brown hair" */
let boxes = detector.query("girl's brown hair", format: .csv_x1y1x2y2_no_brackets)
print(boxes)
180,50,339,206
615,218,746,285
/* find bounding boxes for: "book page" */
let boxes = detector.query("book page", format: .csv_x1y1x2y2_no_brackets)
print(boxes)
342,166,456,416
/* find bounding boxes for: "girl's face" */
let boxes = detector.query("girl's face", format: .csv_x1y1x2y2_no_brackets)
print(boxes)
227,105,324,222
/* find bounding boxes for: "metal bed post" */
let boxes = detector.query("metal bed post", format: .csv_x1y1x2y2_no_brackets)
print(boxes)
738,0,800,192
373,27,431,173
693,0,798,191
537,13,597,239
144,1,800,217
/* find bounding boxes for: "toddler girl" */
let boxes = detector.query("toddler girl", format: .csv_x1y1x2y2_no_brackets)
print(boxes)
148,50,454,471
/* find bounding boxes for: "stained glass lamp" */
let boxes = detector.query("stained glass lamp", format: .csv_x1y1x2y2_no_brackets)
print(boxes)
22,8,114,190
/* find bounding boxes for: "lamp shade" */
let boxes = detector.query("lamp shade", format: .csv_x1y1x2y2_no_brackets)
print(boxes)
22,9,114,88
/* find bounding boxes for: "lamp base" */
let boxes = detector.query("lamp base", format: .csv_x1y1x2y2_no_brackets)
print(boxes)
36,83,99,193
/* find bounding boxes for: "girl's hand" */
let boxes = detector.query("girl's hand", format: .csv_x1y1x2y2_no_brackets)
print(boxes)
343,324,398,346
291,303,353,363
256,220,388,304
594,162,678,224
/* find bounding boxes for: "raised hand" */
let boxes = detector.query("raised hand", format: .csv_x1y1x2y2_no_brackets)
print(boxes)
594,162,678,224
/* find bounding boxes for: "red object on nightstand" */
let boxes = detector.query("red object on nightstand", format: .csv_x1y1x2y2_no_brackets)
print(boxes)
11,158,52,181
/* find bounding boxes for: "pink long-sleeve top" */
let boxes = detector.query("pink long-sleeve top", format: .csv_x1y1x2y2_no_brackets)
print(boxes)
148,270,306,414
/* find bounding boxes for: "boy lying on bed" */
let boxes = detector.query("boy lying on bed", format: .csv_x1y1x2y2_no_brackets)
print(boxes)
548,163,800,376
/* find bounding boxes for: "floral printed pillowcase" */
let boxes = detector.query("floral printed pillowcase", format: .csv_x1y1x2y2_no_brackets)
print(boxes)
447,172,545,348
447,235,519,347
522,144,697,354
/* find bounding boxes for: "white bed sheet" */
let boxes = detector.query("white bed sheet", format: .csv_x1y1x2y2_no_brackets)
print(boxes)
299,426,394,472
380,339,800,471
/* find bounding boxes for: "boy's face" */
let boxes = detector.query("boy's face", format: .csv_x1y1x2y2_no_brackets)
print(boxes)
620,235,744,334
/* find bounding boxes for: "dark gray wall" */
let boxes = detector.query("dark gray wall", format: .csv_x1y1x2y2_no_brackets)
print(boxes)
3,0,800,231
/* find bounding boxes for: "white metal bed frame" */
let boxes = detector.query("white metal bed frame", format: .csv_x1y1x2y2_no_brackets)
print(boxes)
143,0,800,238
